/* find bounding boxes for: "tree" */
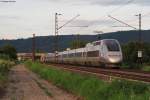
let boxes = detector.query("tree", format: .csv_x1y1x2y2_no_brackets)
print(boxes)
122,42,150,68
70,40,87,49
1,44,17,60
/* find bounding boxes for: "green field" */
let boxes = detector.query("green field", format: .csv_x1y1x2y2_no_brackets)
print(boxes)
25,61,150,100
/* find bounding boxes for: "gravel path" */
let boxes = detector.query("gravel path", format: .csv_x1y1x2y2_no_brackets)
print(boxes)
1,65,78,100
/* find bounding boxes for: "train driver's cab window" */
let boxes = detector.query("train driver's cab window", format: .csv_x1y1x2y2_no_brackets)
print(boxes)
104,40,120,51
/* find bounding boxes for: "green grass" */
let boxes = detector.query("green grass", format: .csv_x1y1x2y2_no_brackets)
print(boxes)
142,65,150,72
25,61,150,100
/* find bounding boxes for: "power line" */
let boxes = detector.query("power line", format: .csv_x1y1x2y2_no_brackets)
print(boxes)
58,14,80,30
141,12,150,18
108,0,135,15
79,0,135,34
108,15,137,29
124,12,150,26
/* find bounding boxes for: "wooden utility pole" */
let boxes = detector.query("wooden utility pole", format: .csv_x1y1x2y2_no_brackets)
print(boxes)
32,34,35,61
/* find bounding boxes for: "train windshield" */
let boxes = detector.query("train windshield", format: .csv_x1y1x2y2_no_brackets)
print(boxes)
104,40,120,51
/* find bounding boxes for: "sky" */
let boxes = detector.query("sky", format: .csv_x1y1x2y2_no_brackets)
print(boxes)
0,0,150,39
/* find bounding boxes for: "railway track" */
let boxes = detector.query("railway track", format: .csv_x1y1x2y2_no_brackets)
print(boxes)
47,63,150,83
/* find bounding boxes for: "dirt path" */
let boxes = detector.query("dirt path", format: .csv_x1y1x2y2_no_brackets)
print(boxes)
1,65,78,100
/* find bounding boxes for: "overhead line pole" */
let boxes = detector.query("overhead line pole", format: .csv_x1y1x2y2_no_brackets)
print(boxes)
54,13,61,62
54,13,80,62
138,14,142,44
54,13,59,53
136,14,142,64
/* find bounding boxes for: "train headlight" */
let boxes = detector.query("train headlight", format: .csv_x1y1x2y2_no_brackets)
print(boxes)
109,58,117,63
108,57,122,63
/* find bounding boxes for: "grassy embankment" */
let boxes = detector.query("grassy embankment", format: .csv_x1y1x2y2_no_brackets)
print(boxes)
25,61,150,100
121,63,150,72
0,60,14,94
142,65,150,72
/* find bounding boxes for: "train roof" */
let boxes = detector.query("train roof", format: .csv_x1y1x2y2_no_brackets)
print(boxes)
92,39,118,43
75,48,85,52
57,39,119,54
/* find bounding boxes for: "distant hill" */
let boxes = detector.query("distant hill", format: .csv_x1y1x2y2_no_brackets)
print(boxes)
0,30,150,53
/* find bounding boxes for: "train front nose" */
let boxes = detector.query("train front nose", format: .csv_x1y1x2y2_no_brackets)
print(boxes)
107,54,122,63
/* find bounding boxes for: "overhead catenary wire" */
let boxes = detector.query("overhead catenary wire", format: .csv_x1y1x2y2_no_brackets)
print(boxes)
79,0,135,34
100,0,135,30
107,0,135,15
58,14,80,30
65,0,136,34
124,12,150,27
95,0,134,24
108,15,137,30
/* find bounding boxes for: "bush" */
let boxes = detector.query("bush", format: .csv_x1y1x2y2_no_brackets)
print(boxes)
0,44,17,60
121,42,150,69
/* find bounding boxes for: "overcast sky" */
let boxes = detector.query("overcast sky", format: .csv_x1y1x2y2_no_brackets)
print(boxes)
0,0,150,39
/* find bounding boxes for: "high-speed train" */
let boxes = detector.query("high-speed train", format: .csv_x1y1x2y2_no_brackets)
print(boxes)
41,39,123,68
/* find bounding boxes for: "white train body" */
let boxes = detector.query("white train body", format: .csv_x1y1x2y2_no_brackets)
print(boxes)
41,39,123,67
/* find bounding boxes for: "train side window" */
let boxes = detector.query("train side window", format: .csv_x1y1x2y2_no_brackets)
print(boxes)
96,41,101,45
87,51,99,57
83,52,87,57
68,53,74,57
93,41,101,46
62,54,68,58
76,52,82,57
71,53,73,57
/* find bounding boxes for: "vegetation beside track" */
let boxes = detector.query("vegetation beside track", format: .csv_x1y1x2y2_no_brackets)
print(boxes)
0,44,17,96
121,42,150,70
0,59,15,95
25,61,150,100
142,65,150,72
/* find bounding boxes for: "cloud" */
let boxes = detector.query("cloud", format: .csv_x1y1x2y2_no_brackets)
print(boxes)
0,0,149,39
133,0,150,6
46,0,150,6
0,15,20,20
87,0,150,6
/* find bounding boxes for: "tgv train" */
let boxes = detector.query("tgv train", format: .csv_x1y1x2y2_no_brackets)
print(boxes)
41,39,123,67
